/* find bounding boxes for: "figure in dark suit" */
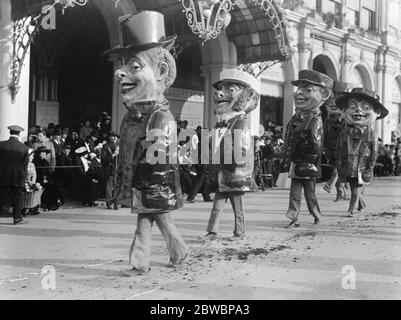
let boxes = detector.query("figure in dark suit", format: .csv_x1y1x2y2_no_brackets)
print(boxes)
0,125,30,224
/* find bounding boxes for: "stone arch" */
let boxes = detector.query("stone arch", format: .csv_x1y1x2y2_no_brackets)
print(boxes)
349,61,374,90
312,53,339,82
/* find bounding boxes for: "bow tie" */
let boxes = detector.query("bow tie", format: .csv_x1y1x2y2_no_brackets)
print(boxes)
133,116,143,123
215,120,229,129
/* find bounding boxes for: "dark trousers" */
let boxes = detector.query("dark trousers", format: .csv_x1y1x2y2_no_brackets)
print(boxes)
0,186,23,222
105,174,114,205
286,179,321,222
348,178,366,213
129,212,188,271
188,166,211,201
207,191,245,236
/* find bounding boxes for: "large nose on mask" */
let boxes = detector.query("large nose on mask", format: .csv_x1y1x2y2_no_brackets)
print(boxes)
215,90,225,99
115,68,127,82
294,88,303,97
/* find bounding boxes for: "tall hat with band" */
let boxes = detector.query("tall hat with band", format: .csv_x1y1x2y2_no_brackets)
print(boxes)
292,70,334,89
213,69,260,95
103,11,176,55
335,87,389,120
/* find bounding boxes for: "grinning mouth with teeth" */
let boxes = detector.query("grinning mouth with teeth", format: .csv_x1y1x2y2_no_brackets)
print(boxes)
120,82,137,94
351,114,367,121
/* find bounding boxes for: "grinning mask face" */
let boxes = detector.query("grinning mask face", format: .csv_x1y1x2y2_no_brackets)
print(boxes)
294,82,330,112
213,82,258,115
115,48,175,104
343,98,379,126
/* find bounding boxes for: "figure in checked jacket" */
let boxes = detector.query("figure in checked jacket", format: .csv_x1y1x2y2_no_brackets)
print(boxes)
203,69,260,241
284,70,333,229
104,11,188,275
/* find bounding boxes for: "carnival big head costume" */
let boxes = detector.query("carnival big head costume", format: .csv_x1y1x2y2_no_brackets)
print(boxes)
284,70,333,228
104,11,187,274
335,88,388,215
204,68,260,240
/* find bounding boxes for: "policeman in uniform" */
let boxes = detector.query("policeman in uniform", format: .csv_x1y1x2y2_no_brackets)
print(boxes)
0,125,30,225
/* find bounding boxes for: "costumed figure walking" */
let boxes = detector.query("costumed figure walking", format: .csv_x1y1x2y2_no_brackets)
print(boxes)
322,96,348,201
203,69,260,241
335,88,388,217
284,70,333,228
104,11,188,275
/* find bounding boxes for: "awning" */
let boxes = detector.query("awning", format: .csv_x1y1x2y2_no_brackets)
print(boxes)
226,0,292,64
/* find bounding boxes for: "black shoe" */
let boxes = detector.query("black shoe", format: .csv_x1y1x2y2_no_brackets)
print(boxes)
14,219,28,225
186,198,195,203
285,221,300,229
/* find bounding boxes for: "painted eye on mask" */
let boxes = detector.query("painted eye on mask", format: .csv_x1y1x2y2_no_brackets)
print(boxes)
348,103,357,112
362,104,372,111
130,61,142,72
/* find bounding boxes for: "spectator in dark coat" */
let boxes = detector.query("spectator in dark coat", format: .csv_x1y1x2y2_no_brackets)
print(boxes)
0,125,30,224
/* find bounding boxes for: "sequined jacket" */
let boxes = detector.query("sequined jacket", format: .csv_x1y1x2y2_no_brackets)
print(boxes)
336,125,377,182
116,99,183,214
206,115,258,193
284,110,323,179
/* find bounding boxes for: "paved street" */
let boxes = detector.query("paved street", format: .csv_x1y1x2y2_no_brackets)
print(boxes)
0,177,400,300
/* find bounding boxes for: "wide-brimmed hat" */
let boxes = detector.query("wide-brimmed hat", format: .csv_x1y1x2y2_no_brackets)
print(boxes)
103,11,176,55
336,88,389,120
35,146,51,154
108,131,120,138
292,70,334,89
213,69,260,95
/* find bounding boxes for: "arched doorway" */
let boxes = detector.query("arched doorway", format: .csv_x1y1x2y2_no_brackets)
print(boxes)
389,78,401,139
29,2,113,131
350,64,373,90
167,42,205,129
313,54,338,121
313,54,338,82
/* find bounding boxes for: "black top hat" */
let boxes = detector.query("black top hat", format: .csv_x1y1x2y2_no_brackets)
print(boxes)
336,88,389,120
103,11,176,55
292,70,334,89
108,131,120,138
35,146,51,154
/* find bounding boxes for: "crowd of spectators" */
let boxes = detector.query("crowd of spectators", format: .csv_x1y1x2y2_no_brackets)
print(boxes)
374,137,401,177
22,111,120,213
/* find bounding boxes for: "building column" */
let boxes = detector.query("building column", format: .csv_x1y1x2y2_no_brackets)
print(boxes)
0,0,30,141
374,48,385,138
109,56,125,132
297,21,313,71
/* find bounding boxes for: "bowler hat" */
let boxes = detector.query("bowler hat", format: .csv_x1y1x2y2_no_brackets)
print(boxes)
213,69,260,95
8,125,24,133
35,146,51,154
103,11,176,55
108,131,120,138
335,88,389,120
292,70,334,89
62,144,71,150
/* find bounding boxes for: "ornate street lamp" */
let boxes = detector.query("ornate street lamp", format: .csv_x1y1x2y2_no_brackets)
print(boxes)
179,0,237,42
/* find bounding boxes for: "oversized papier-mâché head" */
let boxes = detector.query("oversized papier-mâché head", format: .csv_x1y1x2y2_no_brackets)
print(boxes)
292,70,334,112
335,88,389,126
212,69,260,116
104,11,177,104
